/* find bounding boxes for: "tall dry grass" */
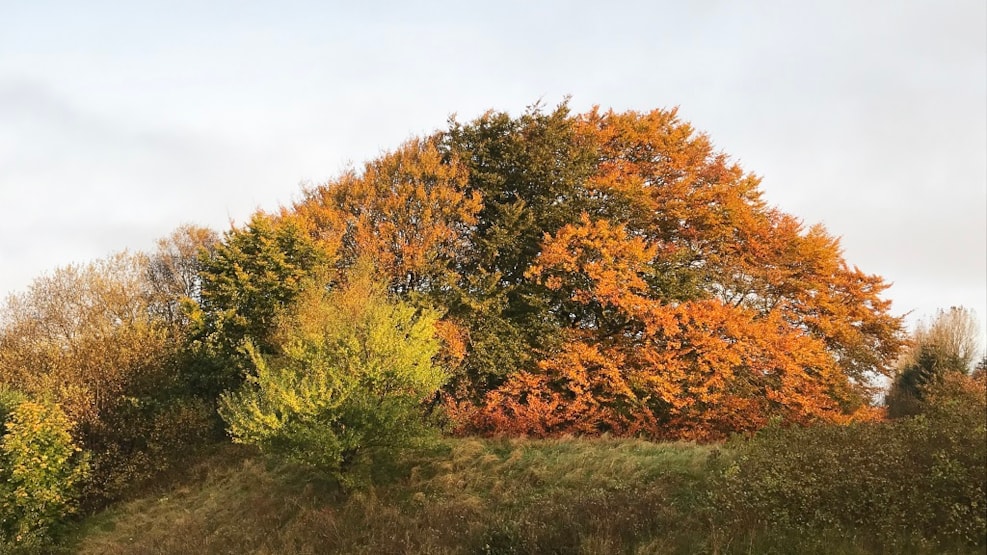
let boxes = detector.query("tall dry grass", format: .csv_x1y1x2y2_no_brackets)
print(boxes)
71,438,717,554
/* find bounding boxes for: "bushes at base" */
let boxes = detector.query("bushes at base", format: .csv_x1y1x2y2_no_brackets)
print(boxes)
0,396,89,550
715,373,986,551
82,396,221,505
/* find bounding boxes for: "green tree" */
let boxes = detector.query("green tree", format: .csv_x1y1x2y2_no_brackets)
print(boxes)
440,101,599,396
194,212,329,393
218,262,447,479
974,355,987,379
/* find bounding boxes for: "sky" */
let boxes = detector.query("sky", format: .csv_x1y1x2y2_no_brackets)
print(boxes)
1,0,985,345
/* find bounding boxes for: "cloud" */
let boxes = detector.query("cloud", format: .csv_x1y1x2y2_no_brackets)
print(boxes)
0,78,302,296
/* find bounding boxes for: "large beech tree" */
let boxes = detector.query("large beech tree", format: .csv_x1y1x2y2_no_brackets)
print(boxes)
198,101,905,439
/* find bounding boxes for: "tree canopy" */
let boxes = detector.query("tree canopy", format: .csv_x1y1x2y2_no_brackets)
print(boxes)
196,101,905,439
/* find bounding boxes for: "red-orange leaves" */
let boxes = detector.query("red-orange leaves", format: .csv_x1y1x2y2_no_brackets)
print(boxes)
528,213,655,312
494,211,857,439
576,107,904,397
472,299,855,440
635,301,851,440
469,342,657,437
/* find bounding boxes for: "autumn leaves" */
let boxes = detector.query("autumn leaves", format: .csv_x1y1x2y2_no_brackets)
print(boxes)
198,102,904,440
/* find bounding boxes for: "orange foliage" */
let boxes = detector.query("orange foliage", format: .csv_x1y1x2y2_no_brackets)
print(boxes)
433,318,468,370
528,213,655,313
469,342,657,436
472,299,857,440
476,209,884,439
576,108,903,385
282,105,904,440
294,136,481,294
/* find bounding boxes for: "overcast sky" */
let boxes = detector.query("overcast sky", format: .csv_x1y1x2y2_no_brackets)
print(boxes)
1,0,985,342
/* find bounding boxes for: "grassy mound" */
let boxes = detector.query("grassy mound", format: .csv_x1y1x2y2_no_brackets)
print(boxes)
69,438,716,554
62,421,985,555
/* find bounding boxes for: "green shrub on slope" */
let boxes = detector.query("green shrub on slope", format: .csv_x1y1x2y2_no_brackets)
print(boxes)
219,263,447,482
716,375,986,552
1,396,89,551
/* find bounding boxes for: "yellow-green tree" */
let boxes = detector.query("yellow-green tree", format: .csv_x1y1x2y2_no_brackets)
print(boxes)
0,394,88,549
219,263,447,478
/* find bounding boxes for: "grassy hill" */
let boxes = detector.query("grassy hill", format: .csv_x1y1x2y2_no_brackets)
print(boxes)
68,438,717,554
61,430,985,555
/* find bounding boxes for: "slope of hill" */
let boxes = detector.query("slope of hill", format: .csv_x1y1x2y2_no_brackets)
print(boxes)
65,428,985,555
69,438,716,554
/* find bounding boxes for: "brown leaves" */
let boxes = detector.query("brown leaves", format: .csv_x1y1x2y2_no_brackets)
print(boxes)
0,252,174,429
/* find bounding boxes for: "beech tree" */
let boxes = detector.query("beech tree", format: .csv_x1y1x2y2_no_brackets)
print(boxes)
577,107,903,387
437,103,600,395
465,215,861,439
295,136,480,298
198,101,905,439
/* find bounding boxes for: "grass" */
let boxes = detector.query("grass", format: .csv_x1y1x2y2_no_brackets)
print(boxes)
59,430,986,554
65,437,719,554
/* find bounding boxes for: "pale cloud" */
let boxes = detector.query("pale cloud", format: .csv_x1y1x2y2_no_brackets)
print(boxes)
0,78,299,292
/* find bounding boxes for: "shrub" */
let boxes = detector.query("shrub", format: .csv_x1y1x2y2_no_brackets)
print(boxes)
715,375,986,551
83,395,221,504
219,263,447,482
0,397,89,550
